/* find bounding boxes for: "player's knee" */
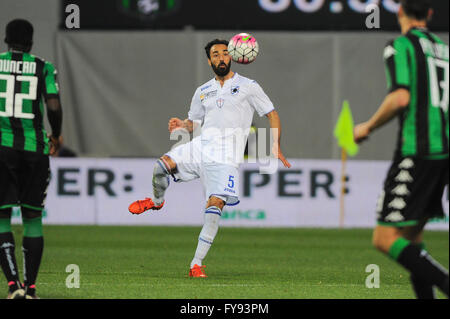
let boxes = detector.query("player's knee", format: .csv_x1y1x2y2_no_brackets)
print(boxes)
207,197,225,210
372,237,386,253
372,229,385,252
372,231,396,254
159,156,177,174
0,208,12,219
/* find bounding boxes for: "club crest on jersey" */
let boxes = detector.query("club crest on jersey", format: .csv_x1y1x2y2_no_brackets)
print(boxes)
231,86,240,95
216,98,225,108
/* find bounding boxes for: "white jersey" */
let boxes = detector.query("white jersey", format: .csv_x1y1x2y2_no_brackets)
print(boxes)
188,73,274,167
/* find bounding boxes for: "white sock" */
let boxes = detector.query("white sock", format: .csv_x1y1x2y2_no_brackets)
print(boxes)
152,160,170,205
190,206,221,268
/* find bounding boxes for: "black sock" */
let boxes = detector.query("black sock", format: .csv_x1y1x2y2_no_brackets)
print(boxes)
0,232,20,284
22,236,44,287
410,274,436,299
392,239,449,297
409,243,436,299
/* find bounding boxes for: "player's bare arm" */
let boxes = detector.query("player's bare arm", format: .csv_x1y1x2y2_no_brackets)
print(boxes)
46,97,63,155
354,88,410,144
266,110,291,168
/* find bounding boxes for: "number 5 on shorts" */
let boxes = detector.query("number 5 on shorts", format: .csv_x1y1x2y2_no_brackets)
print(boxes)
228,175,235,188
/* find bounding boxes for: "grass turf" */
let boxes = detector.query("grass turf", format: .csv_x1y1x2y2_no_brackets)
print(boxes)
5,225,449,299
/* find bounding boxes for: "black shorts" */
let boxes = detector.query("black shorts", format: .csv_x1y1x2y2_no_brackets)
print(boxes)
376,155,449,227
0,146,50,211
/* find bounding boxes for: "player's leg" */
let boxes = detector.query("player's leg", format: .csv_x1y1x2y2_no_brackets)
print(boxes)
372,221,425,253
130,138,204,214
189,196,225,277
403,158,450,298
401,224,436,299
18,152,50,299
0,208,25,299
129,156,176,214
21,208,44,299
189,164,240,277
373,221,436,298
152,156,176,206
374,156,449,298
0,147,24,298
373,224,448,298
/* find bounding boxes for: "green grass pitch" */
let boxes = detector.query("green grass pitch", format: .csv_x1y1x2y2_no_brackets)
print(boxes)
6,225,449,299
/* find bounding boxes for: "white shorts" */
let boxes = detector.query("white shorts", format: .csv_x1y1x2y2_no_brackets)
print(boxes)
165,138,240,206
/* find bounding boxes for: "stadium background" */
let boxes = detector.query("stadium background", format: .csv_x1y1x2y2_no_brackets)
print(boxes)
0,0,448,230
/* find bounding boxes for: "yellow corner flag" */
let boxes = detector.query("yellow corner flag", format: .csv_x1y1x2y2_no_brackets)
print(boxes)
334,100,359,157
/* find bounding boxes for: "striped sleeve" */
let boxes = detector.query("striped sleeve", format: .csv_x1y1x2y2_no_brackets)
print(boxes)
384,37,411,93
42,61,60,99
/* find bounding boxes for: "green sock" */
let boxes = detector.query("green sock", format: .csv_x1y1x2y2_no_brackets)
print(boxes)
388,237,411,261
389,238,449,297
22,217,44,287
0,218,11,233
22,217,43,237
389,240,426,260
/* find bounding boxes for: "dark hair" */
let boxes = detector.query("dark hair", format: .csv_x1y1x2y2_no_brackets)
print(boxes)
204,39,229,59
5,19,34,48
400,0,432,20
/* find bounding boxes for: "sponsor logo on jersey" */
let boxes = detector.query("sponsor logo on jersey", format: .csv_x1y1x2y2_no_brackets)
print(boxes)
200,90,217,102
231,86,240,95
388,198,407,210
385,211,405,222
216,98,225,108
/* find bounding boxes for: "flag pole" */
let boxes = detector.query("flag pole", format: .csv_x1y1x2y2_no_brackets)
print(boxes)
339,148,347,228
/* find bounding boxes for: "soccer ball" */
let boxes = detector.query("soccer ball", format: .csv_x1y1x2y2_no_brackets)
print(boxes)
228,33,259,64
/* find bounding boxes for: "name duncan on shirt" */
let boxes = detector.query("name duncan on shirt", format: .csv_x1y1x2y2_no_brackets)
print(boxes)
0,59,37,75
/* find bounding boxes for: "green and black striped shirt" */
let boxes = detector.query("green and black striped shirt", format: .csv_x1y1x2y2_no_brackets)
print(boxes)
0,50,59,155
384,27,449,159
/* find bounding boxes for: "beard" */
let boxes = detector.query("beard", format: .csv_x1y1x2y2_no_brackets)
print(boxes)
211,60,231,77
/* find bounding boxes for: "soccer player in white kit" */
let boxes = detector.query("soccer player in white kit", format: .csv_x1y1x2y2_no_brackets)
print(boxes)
129,39,291,277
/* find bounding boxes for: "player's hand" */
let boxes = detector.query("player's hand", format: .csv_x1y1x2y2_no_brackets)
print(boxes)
168,118,184,132
272,144,291,168
354,122,371,144
49,135,61,156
